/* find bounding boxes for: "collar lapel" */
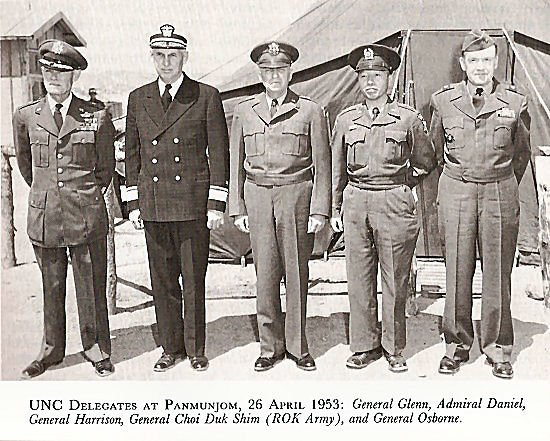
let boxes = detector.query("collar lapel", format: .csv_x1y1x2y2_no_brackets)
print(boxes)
478,82,509,117
451,82,477,120
58,96,83,139
372,101,399,127
252,93,271,125
35,97,58,136
144,81,164,127
351,107,371,129
273,89,300,120
155,75,199,138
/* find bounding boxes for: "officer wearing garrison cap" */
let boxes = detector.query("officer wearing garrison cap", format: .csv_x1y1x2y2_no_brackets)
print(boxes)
331,44,436,372
430,30,530,379
125,25,229,372
228,41,331,371
13,40,116,378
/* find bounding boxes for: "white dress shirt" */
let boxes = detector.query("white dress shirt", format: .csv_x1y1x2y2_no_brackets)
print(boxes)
47,93,73,121
158,73,184,98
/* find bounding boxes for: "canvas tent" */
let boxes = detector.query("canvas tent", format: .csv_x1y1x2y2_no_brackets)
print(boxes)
204,0,550,260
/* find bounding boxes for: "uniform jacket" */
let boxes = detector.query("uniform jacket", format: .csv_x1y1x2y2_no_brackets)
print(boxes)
429,80,530,183
228,89,331,218
331,99,436,217
13,95,115,247
125,75,229,221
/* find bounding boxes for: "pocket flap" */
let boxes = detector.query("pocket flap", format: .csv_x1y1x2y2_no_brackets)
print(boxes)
494,124,512,131
243,123,265,137
385,130,407,143
30,131,49,144
345,127,367,145
443,116,463,129
29,189,47,209
73,131,96,143
282,121,309,135
77,187,102,206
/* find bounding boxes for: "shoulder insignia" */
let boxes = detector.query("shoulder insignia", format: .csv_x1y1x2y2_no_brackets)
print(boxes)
505,83,525,96
17,99,40,111
237,96,255,105
396,102,416,113
336,104,362,119
434,83,456,95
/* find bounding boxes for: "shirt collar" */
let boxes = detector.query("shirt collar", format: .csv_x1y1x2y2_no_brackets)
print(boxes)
158,73,184,97
47,93,73,119
266,90,288,108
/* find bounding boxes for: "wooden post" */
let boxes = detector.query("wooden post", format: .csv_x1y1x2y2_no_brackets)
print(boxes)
535,148,550,308
1,146,16,268
104,181,117,314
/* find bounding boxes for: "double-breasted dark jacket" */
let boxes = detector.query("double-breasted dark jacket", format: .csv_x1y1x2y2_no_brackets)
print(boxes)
13,95,115,247
124,75,229,221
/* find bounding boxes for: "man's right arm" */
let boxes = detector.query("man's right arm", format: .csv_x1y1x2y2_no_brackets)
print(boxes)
13,109,32,187
124,91,140,212
228,110,247,218
428,94,445,174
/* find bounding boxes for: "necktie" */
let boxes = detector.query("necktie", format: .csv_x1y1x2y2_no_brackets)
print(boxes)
473,87,484,113
270,99,278,118
54,103,63,131
372,107,380,120
161,84,172,112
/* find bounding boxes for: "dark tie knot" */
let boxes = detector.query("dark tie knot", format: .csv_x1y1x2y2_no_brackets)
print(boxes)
372,107,380,119
55,103,63,111
271,99,278,107
475,87,484,96
165,84,172,91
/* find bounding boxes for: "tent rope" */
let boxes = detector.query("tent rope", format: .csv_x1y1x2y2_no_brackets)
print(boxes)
390,29,412,101
502,27,550,122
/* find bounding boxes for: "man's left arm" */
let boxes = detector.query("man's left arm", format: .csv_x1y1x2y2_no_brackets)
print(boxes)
206,88,230,214
407,112,437,187
512,96,531,184
309,104,331,226
94,109,116,189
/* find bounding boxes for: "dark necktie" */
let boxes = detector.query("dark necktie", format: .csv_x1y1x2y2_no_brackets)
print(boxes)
473,87,484,113
54,103,63,131
372,107,380,120
270,99,278,118
161,83,172,112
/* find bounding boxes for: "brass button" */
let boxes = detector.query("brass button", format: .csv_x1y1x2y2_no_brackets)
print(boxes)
173,137,179,144
57,167,63,174
58,139,63,144
152,139,158,146
175,175,181,181
58,181,64,187
152,176,158,182
174,156,180,162
151,158,158,164
57,153,63,159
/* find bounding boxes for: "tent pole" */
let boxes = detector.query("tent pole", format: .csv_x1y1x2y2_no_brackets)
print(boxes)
502,28,550,122
390,29,412,101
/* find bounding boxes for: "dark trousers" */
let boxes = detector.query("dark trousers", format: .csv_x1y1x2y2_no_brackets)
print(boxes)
343,184,419,355
244,180,314,358
33,237,111,364
144,220,209,356
438,173,519,362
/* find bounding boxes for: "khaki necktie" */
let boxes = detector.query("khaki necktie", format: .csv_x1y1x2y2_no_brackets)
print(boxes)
54,103,63,131
270,99,278,118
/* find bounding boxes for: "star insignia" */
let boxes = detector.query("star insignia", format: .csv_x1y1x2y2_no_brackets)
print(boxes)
268,42,280,56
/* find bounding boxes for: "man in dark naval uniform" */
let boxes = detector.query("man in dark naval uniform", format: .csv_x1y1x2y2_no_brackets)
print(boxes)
331,44,436,373
13,39,116,378
125,24,229,372
229,41,331,372
430,30,530,379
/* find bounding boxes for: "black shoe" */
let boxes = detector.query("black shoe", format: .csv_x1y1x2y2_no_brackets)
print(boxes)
346,347,383,369
153,352,185,372
189,356,209,371
383,351,408,373
93,358,115,377
485,357,514,379
21,359,61,379
438,349,469,375
254,353,285,372
287,353,316,371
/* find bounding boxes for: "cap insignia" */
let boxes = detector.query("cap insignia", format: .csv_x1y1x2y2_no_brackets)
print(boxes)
364,48,374,60
52,41,64,54
160,24,175,38
268,42,280,56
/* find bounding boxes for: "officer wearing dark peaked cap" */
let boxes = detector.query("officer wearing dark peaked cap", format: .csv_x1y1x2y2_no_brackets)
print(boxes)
13,39,116,378
430,30,530,379
331,44,436,372
229,41,331,372
125,24,229,372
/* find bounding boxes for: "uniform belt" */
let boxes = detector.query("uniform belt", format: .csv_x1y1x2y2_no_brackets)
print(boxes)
348,173,408,189
245,168,313,187
442,163,514,183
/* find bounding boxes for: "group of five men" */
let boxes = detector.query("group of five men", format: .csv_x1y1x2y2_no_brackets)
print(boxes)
13,25,529,380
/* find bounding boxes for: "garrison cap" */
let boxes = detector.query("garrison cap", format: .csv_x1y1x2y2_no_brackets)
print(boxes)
462,29,496,53
38,39,87,71
348,44,400,73
250,41,299,67
150,24,187,50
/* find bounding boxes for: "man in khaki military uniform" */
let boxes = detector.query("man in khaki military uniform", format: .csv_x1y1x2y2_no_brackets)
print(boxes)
431,30,530,379
13,40,115,379
331,44,436,372
229,41,331,372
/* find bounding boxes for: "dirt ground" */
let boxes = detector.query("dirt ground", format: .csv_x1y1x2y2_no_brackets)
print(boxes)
2,159,549,381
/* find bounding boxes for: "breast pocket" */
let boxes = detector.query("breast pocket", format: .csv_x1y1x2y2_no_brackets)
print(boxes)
345,127,368,168
493,124,512,149
443,116,464,149
30,131,49,168
71,131,96,168
243,124,265,157
385,129,408,163
282,121,309,156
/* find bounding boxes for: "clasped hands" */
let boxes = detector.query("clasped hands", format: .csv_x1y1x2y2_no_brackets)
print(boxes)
234,214,326,234
129,209,225,230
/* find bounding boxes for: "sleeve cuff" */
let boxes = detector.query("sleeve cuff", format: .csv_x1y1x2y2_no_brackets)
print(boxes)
208,185,229,203
124,185,138,202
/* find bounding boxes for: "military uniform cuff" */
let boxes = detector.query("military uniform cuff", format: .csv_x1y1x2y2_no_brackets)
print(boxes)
208,200,226,212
